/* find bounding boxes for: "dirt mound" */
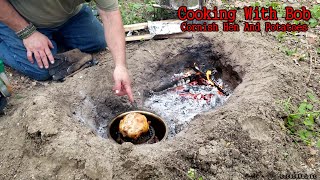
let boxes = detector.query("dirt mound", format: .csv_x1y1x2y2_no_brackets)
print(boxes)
0,32,319,179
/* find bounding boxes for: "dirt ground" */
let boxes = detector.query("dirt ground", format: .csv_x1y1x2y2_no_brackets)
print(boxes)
0,31,319,180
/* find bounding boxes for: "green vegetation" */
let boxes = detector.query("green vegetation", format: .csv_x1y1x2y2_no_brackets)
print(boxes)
308,5,320,28
284,48,297,56
118,0,156,25
250,1,286,18
117,0,176,25
250,1,320,27
265,1,287,18
280,93,320,148
89,0,176,25
88,0,157,25
250,1,261,7
279,46,298,57
187,168,203,180
317,47,320,54
276,32,287,42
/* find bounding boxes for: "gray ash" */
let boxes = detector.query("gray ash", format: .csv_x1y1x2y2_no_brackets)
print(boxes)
144,71,231,137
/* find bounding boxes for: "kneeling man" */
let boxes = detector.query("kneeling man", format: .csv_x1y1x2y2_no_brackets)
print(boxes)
0,0,133,102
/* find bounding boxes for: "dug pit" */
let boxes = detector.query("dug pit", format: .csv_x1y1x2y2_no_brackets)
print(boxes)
1,33,318,179
143,48,241,137
74,42,242,142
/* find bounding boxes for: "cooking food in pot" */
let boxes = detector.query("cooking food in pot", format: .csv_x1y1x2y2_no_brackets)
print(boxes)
119,112,149,139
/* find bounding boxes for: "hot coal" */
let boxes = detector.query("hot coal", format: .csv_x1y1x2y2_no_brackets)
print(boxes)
144,71,230,137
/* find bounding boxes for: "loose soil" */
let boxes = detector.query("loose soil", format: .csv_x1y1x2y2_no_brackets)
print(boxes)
0,32,319,179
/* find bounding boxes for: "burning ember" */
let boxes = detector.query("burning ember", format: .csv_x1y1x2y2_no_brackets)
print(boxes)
144,63,231,136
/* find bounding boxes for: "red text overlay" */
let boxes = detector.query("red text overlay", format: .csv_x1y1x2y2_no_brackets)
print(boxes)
178,6,311,32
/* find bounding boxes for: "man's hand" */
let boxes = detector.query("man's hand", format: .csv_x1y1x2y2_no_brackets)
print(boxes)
113,65,134,102
23,31,54,69
0,0,55,69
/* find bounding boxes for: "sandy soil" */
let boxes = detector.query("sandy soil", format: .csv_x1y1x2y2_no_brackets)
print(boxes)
0,32,319,179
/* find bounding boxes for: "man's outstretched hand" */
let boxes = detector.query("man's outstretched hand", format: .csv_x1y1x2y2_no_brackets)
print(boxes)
113,65,134,102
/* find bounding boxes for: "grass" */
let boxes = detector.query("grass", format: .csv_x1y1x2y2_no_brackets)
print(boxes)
248,1,320,27
87,0,156,25
280,92,320,148
308,5,320,27
89,0,176,25
276,32,287,42
118,0,156,25
187,168,203,180
284,48,297,56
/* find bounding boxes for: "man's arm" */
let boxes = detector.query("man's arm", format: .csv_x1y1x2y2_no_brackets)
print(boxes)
99,9,126,68
99,9,134,102
0,0,54,69
0,0,28,31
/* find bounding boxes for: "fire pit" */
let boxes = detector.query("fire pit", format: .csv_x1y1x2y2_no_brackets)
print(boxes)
144,60,236,136
108,111,168,144
77,43,241,141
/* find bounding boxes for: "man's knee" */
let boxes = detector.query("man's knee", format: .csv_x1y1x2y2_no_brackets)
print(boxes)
91,36,107,52
0,43,51,81
75,35,106,53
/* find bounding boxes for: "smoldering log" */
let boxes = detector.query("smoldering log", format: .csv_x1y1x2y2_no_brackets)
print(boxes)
153,74,198,92
143,74,198,97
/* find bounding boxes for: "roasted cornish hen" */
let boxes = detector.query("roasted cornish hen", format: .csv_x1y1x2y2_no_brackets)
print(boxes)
119,112,149,139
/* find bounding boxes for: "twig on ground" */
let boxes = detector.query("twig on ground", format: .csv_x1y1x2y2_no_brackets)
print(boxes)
293,59,301,66
143,49,156,60
306,46,317,83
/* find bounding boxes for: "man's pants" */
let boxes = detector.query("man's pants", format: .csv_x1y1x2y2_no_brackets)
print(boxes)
0,5,106,81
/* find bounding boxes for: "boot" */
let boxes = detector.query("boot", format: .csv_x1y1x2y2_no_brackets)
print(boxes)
49,49,98,81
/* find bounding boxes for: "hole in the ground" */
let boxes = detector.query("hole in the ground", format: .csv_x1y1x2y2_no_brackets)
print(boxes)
141,43,242,138
73,43,242,144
